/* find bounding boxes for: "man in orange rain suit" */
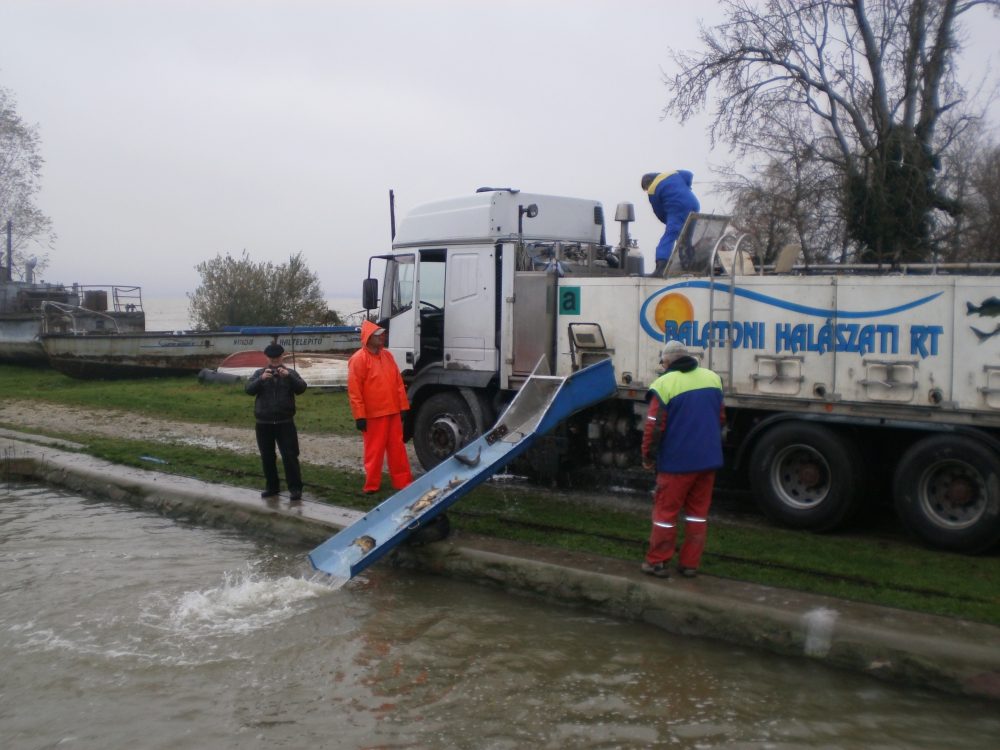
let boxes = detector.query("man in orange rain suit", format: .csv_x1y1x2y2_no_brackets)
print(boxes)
640,340,725,579
348,320,413,495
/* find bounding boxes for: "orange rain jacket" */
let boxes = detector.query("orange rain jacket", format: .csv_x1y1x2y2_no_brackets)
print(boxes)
348,320,410,420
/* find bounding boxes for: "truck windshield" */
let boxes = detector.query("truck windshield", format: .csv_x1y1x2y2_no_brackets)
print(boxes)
384,255,415,318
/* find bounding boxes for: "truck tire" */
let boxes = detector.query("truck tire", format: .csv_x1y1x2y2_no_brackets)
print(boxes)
413,392,478,470
893,435,1000,554
749,422,865,531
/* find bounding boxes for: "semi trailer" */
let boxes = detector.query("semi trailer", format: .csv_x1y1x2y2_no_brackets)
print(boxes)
362,187,1000,554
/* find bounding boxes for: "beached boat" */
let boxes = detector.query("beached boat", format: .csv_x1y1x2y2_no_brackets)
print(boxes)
214,350,350,389
40,325,362,379
0,278,145,364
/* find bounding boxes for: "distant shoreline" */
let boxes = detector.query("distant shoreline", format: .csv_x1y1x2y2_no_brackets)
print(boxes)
142,297,362,331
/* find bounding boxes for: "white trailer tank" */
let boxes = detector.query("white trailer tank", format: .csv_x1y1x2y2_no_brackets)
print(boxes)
561,271,1000,416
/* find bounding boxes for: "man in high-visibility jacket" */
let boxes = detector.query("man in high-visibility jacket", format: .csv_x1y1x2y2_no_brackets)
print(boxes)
348,320,413,494
641,340,725,578
642,171,700,277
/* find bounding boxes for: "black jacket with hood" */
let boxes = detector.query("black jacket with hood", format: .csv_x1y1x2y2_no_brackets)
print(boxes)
245,365,307,423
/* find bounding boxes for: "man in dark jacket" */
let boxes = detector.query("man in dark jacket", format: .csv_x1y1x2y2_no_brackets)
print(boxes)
642,171,700,277
640,340,725,578
245,343,307,500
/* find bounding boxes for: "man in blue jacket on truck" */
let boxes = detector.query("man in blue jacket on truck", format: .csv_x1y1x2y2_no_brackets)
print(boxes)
642,171,700,277
641,340,725,578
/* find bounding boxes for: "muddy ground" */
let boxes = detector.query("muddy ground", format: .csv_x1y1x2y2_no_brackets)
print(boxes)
0,400,418,472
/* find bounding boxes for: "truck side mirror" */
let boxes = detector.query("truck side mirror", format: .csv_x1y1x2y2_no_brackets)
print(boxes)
362,278,378,310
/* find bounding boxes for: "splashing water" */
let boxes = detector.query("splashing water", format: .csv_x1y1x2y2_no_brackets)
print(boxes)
307,570,350,590
168,570,335,635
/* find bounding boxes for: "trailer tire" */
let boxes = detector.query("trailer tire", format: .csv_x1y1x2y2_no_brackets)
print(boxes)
413,392,478,470
406,513,451,546
749,422,864,531
893,435,1000,554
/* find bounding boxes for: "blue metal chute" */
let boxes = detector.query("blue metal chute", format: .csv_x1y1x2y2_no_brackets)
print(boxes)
308,358,618,579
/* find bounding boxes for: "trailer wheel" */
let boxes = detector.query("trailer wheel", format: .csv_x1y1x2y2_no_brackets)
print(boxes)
749,422,864,531
893,435,1000,554
413,392,477,470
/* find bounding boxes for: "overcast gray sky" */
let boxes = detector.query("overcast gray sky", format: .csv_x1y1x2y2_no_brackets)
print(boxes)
2,1,997,301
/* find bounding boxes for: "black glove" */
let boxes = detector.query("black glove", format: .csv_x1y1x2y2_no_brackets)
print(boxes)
355,418,367,432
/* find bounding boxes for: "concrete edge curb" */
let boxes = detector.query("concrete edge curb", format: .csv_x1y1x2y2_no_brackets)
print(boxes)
3,436,999,702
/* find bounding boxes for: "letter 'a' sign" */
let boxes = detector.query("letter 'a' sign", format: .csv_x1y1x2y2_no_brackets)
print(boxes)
560,287,580,315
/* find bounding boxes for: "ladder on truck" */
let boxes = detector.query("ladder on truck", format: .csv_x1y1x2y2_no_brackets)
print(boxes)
706,234,762,394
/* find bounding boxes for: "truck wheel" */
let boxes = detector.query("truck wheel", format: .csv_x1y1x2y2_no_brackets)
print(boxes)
413,392,478,470
749,422,864,531
893,435,1000,554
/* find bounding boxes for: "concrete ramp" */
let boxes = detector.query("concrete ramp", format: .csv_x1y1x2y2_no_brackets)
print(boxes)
308,358,617,579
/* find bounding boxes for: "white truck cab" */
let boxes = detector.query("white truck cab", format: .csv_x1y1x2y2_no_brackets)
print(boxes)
376,190,612,377
364,188,637,470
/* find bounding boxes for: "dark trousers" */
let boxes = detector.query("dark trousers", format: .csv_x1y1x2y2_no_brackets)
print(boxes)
255,421,302,493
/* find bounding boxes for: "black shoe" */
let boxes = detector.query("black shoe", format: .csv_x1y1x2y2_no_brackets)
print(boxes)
261,489,280,499
641,562,670,578
289,490,302,501
364,489,377,496
679,566,698,578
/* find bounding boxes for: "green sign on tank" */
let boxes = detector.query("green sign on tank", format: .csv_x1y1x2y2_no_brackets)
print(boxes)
559,286,580,315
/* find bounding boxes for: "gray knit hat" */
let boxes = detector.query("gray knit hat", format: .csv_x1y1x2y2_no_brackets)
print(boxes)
660,340,689,359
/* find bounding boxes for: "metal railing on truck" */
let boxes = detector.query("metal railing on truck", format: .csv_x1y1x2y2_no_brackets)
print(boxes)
760,262,1000,276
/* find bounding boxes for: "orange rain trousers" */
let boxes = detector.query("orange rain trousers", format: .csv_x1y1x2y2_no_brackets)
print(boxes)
363,413,413,492
646,469,714,569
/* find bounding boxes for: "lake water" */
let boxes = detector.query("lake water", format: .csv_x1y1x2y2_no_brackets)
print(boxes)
142,297,363,332
1,482,997,749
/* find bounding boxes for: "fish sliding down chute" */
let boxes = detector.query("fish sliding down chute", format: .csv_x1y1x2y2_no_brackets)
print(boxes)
308,358,618,579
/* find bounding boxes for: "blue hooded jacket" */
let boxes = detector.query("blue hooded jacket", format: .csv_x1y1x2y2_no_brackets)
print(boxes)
647,171,700,262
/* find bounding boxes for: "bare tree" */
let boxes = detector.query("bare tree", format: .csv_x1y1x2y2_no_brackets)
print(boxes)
188,251,340,330
666,0,1000,264
965,145,1000,257
0,86,55,279
935,122,1000,260
714,107,848,264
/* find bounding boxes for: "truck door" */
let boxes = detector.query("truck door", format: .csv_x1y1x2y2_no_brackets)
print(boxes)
443,246,498,370
417,249,446,367
383,254,418,369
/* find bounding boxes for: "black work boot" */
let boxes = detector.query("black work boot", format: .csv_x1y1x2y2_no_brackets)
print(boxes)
641,562,670,578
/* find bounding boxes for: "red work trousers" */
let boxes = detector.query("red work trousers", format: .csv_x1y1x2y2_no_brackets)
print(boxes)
363,413,413,492
646,470,715,569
